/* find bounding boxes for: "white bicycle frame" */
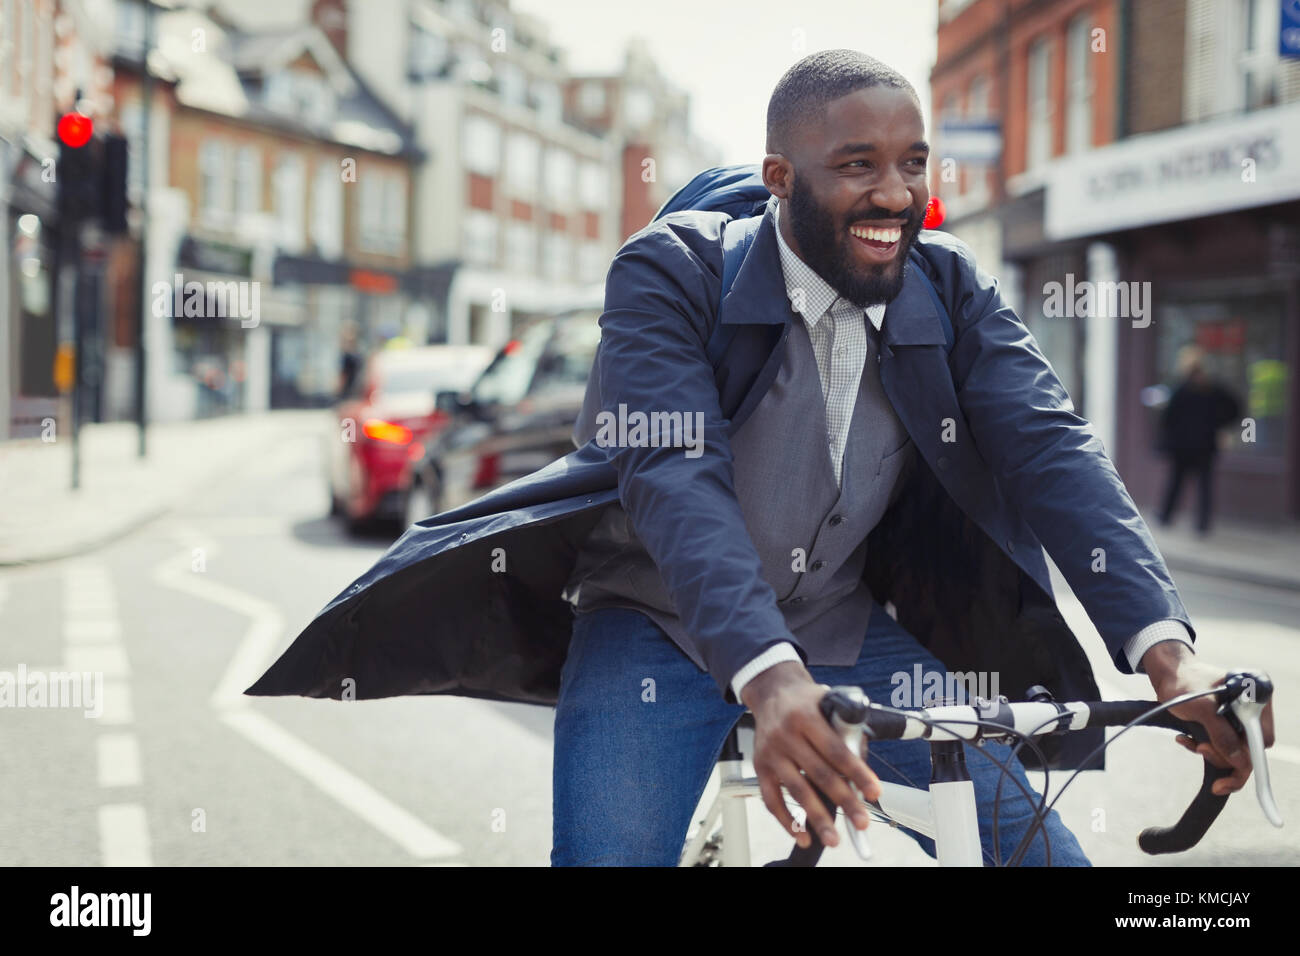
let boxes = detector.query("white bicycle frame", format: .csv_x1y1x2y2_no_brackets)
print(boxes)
679,731,985,867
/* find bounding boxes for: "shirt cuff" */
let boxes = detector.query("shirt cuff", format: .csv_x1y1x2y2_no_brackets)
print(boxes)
731,642,803,705
1123,619,1194,674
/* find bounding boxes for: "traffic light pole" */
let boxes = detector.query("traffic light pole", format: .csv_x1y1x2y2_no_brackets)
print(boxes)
71,237,85,491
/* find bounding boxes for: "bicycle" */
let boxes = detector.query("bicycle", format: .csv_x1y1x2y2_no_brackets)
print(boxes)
678,670,1282,866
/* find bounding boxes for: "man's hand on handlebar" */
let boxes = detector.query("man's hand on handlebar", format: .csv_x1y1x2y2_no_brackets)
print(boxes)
741,661,881,849
1143,640,1276,796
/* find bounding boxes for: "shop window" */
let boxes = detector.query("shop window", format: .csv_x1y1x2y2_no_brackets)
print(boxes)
1025,254,1084,404
1156,290,1287,456
199,140,232,226
1066,14,1093,154
1026,37,1053,171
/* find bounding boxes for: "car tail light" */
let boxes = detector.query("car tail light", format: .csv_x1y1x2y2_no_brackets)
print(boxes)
473,452,500,489
362,419,414,444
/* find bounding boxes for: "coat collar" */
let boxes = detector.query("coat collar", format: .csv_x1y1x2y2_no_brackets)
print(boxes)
718,194,948,348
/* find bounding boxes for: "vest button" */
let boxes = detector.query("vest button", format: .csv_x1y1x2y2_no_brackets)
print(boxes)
1006,539,1016,554
937,456,950,470
811,560,826,572
828,514,844,527
789,596,805,605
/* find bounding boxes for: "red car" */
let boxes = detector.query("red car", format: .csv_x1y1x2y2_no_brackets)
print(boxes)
327,344,493,531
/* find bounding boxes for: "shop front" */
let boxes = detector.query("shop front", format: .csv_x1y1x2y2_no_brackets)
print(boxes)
2,135,61,439
1046,101,1300,522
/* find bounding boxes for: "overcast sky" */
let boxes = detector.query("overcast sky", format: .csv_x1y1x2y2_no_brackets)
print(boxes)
512,0,938,165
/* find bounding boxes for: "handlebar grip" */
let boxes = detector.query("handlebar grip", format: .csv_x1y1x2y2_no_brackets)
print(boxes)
1138,759,1234,855
1136,718,1233,855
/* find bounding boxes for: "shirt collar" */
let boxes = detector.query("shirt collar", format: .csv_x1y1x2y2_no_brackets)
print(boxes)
772,200,885,332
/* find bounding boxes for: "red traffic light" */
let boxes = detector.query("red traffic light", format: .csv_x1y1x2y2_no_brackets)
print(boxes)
923,196,946,230
57,112,94,148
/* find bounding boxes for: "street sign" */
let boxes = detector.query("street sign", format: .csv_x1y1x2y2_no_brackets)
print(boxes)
938,118,1002,165
1284,0,1300,58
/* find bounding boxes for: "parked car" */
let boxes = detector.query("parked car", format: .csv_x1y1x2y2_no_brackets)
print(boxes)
405,309,602,526
328,344,493,531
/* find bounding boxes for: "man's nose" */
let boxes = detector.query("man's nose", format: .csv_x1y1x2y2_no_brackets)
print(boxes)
869,167,912,217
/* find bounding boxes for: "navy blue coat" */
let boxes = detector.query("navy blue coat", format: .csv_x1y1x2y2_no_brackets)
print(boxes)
246,196,1194,770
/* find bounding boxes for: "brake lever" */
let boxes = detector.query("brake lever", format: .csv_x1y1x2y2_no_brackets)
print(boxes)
823,686,874,861
1221,672,1283,828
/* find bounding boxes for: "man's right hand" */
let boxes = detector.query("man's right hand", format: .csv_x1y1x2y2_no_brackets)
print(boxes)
741,661,881,848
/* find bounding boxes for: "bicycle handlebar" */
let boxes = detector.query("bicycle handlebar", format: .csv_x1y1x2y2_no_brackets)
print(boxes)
818,670,1280,858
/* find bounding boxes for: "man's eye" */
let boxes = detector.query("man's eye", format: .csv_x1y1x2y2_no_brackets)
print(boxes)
908,158,928,167
845,160,870,168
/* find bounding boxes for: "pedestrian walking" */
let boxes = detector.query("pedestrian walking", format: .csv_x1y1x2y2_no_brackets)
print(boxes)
1157,345,1242,535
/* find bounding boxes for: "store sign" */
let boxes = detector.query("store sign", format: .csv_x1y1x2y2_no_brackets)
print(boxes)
1045,101,1300,240
178,236,253,277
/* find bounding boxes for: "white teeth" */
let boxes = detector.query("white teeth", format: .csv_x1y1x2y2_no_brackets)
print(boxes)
850,225,901,243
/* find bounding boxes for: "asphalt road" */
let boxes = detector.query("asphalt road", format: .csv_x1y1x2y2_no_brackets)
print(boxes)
2,426,1297,866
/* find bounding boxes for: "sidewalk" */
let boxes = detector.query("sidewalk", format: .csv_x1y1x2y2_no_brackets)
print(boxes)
0,410,328,565
1143,508,1300,592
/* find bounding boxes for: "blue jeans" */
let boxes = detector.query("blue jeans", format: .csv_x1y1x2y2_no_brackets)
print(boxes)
551,603,1091,866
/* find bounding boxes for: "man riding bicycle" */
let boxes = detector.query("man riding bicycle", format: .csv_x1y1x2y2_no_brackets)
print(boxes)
247,50,1275,867
550,50,1273,865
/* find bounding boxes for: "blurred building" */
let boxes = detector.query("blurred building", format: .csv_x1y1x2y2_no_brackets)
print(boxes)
324,0,715,349
932,0,1300,521
4,0,721,434
147,3,422,418
561,35,722,243
1,0,151,439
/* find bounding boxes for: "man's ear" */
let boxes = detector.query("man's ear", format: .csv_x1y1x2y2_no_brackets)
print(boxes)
762,155,793,200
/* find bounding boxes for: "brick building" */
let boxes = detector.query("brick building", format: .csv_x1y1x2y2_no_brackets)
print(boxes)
148,4,422,417
932,0,1300,522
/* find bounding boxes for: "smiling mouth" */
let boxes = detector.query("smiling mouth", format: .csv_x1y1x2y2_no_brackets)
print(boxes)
848,223,904,261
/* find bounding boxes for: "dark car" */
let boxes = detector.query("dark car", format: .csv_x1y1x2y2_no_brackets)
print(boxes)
327,344,493,531
404,309,602,526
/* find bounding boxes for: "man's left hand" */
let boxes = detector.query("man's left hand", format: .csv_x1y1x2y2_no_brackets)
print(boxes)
1142,640,1275,796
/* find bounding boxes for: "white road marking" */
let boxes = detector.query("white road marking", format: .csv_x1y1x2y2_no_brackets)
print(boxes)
65,645,130,677
221,708,462,859
65,562,152,866
64,619,122,644
98,804,152,866
97,679,135,725
97,733,143,787
154,533,463,861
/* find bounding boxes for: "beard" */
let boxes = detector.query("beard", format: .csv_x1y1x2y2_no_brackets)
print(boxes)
787,177,924,308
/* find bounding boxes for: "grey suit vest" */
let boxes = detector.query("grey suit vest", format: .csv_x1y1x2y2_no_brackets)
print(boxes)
563,316,916,670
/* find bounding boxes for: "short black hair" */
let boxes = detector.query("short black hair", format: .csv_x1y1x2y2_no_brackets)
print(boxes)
766,49,920,155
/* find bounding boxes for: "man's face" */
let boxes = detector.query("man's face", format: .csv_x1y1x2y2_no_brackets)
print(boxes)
774,86,930,308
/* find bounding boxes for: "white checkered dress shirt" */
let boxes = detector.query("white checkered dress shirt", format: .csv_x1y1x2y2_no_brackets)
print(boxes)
772,201,884,487
727,202,1193,702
